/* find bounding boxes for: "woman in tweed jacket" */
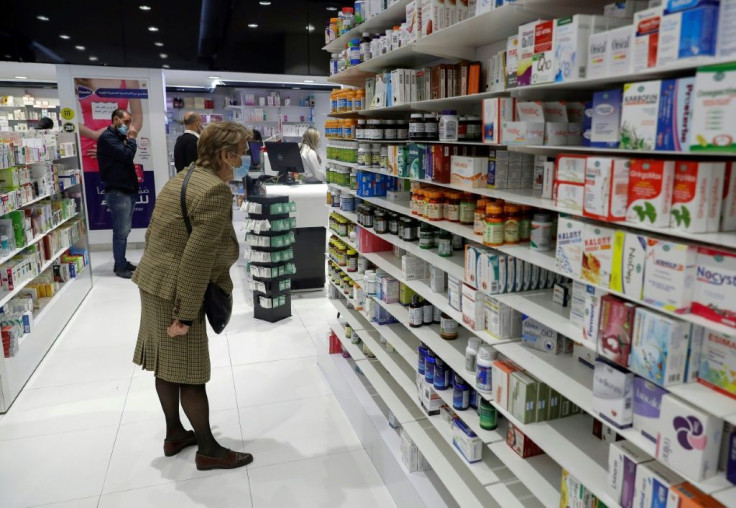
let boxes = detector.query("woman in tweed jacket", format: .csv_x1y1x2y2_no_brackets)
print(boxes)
132,122,252,470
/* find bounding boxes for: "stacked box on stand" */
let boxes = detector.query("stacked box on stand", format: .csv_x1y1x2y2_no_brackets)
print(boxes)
245,194,296,323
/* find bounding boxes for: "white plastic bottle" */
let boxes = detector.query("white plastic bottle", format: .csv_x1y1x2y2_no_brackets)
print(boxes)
476,345,494,393
465,337,481,372
364,270,376,296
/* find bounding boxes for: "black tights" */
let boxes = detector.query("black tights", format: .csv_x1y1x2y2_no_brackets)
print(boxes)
155,377,228,457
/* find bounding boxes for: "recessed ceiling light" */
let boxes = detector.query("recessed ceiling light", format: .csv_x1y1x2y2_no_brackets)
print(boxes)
59,34,70,40
75,45,85,50
154,42,164,47
139,5,151,10
305,25,315,31
14,76,27,79
248,23,258,28
163,64,170,69
208,76,220,79
303,79,315,83
326,6,338,11
148,26,158,32
159,53,168,59
89,56,98,61
37,15,49,21
259,1,271,4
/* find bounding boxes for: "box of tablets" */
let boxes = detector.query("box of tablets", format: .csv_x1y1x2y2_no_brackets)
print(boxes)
608,440,653,507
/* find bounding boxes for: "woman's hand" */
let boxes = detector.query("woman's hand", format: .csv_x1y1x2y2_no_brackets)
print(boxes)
167,320,190,338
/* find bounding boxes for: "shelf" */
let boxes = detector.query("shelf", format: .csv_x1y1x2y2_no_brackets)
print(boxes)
330,293,372,332
354,356,427,424
0,212,80,268
31,267,87,326
494,290,582,343
328,318,367,361
323,0,413,53
329,45,438,87
488,441,561,508
326,160,359,168
509,145,736,158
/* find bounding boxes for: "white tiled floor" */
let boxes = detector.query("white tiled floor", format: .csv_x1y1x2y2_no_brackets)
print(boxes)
0,249,398,508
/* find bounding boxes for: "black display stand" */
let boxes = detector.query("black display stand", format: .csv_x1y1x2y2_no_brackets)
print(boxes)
246,194,293,323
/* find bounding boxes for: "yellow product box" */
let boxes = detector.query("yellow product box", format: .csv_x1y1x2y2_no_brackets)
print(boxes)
582,224,615,287
610,230,648,301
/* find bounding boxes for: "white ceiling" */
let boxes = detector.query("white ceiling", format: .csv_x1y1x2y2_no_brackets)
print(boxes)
0,61,329,87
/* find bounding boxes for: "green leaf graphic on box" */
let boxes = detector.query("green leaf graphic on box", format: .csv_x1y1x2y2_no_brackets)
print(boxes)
681,206,691,228
672,209,682,226
633,205,646,222
644,202,657,223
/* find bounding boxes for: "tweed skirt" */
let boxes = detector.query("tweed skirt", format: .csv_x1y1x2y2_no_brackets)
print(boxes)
133,290,210,384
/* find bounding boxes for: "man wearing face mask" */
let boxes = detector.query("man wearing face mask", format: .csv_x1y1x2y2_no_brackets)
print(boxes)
174,112,203,173
97,108,139,279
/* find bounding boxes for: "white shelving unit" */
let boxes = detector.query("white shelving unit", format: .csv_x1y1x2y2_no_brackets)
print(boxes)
322,0,736,505
0,132,93,412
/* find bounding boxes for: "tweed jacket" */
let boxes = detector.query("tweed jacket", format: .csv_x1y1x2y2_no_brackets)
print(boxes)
132,165,239,322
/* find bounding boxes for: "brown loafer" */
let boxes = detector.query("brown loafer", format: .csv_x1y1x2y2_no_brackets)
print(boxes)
195,449,254,470
163,431,197,457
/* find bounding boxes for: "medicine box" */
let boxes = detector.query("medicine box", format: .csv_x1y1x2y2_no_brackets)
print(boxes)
587,31,609,79
657,5,718,67
598,294,636,367
555,153,587,184
491,360,519,409
633,377,669,443
657,77,696,152
611,231,647,302
608,440,653,507
667,482,727,508
581,283,608,347
582,223,615,287
591,89,624,148
608,25,635,76
574,342,598,369
584,157,630,221
656,394,723,481
555,182,585,212
482,98,515,145
631,307,690,386
555,216,585,278
484,296,522,340
506,423,545,458
521,316,563,354
554,15,598,83
429,264,447,292
532,20,555,85
717,0,736,58
633,8,662,72
722,163,736,231
450,156,486,188
548,389,562,419
420,0,443,37
461,283,484,331
464,244,482,287
561,470,597,508
698,330,736,399
477,250,501,294
690,62,736,153
643,239,697,313
692,248,736,328
517,21,537,87
621,79,672,152
535,382,550,422
452,418,483,463
633,460,685,508
510,371,539,424
402,254,429,281
500,121,544,145
593,358,634,429
448,275,462,311
670,161,725,233
420,377,444,415
626,159,675,227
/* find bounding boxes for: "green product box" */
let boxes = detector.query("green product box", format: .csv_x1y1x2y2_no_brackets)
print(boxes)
548,389,561,420
535,382,550,422
510,371,538,424
407,144,426,180
8,211,24,248
399,283,417,306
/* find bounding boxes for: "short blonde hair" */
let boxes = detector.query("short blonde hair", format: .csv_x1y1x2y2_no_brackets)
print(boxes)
196,122,253,171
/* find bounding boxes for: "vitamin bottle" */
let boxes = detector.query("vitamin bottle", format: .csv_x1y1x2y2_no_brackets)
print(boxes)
465,337,481,372
417,342,428,374
459,193,475,225
433,357,450,390
409,296,424,328
453,375,470,410
504,204,520,245
422,300,433,325
483,203,505,247
519,205,532,242
476,345,493,393
474,198,488,235
479,399,498,430
424,352,436,385
445,192,461,222
427,191,443,221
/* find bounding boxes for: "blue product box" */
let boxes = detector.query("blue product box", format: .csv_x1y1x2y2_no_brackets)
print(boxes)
424,145,434,181
728,432,736,485
657,77,696,151
658,6,719,66
590,89,623,148
633,377,668,443
384,72,393,107
664,0,719,14
582,101,593,147
407,144,425,179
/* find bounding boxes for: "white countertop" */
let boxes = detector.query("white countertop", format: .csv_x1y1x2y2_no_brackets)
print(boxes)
264,183,329,228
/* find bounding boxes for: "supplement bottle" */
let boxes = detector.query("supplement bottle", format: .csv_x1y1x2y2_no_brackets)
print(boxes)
422,300,433,325
437,231,453,257
453,375,470,410
479,399,498,430
419,223,434,249
474,198,489,235
424,114,438,141
483,203,505,247
530,212,553,251
417,342,428,374
519,205,532,242
409,296,424,328
409,114,425,140
457,116,468,140
504,204,520,244
445,192,461,222
459,194,475,225
467,116,482,141
364,270,376,296
476,345,493,393
388,213,399,235
346,249,358,272
433,358,450,390
360,32,371,61
433,305,442,324
440,313,458,340
465,337,481,372
349,39,361,67
424,353,436,384
439,110,459,142
384,119,397,140
427,191,443,221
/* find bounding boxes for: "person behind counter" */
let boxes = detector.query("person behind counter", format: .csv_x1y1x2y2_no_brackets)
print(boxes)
299,127,324,182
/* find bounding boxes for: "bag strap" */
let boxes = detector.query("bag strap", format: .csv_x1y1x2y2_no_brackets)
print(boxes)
180,163,195,235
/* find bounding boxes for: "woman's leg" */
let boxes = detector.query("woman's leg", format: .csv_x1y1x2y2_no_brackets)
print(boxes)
179,383,227,457
155,377,189,439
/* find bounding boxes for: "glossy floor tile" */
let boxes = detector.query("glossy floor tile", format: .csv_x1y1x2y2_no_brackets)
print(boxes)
0,248,397,508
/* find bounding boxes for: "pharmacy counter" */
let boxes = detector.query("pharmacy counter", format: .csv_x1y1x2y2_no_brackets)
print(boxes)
263,182,328,290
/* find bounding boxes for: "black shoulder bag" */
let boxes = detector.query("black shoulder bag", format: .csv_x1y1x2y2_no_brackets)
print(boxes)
180,165,233,334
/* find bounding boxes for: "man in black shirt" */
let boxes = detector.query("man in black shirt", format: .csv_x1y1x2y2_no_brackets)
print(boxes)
97,108,139,279
174,112,202,172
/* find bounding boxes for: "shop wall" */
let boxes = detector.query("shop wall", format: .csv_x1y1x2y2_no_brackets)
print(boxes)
56,65,169,248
